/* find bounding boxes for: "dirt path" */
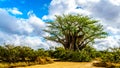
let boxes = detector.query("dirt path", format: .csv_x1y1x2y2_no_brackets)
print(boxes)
18,61,104,68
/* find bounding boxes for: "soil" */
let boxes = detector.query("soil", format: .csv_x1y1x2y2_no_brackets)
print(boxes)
17,61,105,68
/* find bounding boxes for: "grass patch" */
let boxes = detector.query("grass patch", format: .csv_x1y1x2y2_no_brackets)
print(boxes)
93,61,120,68
0,62,36,68
35,57,54,64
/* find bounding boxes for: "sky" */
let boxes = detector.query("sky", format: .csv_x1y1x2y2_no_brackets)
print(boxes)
0,0,120,50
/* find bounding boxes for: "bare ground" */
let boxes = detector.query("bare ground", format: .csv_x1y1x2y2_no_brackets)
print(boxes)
17,61,105,68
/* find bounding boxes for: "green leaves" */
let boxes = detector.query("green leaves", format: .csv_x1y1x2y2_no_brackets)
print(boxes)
101,48,120,63
0,44,51,63
44,14,107,50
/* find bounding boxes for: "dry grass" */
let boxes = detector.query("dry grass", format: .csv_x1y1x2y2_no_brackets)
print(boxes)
0,62,36,68
17,61,105,68
93,61,120,68
0,63,9,68
0,57,54,68
35,57,54,64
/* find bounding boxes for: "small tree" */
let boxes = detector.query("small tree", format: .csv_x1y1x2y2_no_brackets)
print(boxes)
45,14,107,51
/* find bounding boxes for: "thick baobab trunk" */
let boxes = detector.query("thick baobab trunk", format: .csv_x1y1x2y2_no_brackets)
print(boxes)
69,36,78,51
63,43,69,50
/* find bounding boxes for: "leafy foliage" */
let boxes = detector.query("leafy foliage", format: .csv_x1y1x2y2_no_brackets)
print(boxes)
101,48,120,63
45,14,107,51
53,46,98,62
0,44,52,63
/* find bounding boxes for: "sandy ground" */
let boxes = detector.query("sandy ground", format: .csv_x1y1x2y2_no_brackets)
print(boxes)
17,61,104,68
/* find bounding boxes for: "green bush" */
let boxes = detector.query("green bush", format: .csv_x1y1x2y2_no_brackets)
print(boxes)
71,51,92,62
53,47,66,59
53,46,97,62
0,44,52,63
101,48,120,63
46,49,55,58
0,44,56,67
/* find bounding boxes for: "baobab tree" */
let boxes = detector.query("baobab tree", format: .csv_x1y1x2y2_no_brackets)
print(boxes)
44,14,107,51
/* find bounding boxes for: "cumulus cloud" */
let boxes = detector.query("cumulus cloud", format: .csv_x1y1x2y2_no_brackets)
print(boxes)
88,0,120,26
27,11,46,36
0,30,58,49
109,0,120,6
42,0,91,20
0,8,20,33
0,31,48,49
0,8,33,35
7,7,23,15
0,8,54,49
94,36,120,50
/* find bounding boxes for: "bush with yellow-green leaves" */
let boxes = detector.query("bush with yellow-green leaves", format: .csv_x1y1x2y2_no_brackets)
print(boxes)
101,48,120,63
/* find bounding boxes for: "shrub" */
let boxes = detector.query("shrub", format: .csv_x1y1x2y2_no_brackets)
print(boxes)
101,48,120,63
53,47,66,59
70,51,92,62
46,49,55,58
0,44,53,63
35,57,54,64
35,57,47,64
45,57,54,63
36,48,49,57
53,46,97,62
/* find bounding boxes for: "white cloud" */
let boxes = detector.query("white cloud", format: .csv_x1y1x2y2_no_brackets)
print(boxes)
106,27,120,35
0,8,47,35
17,19,34,34
7,7,23,15
42,0,102,20
0,8,53,49
28,13,46,28
109,0,120,6
0,8,33,35
94,36,120,50
42,0,91,20
0,31,50,49
20,36,50,49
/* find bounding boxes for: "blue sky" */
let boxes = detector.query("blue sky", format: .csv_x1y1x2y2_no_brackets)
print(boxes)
0,0,120,50
0,0,51,18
